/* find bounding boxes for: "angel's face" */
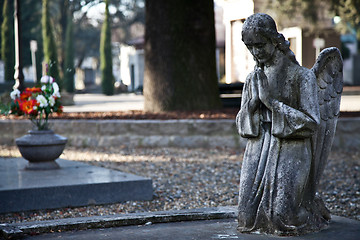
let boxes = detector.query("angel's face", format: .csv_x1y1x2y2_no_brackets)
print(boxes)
243,32,276,65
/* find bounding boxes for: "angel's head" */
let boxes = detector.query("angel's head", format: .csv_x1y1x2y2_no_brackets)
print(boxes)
242,13,298,67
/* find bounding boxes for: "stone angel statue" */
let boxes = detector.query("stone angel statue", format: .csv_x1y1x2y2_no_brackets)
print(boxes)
236,13,343,236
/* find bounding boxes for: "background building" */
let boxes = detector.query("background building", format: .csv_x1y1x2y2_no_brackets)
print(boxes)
220,0,342,83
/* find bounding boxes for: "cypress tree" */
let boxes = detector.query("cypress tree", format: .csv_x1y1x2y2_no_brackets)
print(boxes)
100,0,114,95
64,11,74,93
42,0,61,89
0,0,4,60
1,0,14,82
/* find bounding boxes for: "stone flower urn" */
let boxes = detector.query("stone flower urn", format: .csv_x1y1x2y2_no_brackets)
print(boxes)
15,130,67,170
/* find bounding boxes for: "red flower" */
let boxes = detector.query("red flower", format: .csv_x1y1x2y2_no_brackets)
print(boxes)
27,87,42,93
20,91,32,101
20,99,39,115
9,76,63,130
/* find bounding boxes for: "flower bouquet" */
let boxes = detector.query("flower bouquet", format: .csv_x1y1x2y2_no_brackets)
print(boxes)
9,75,67,170
9,75,63,130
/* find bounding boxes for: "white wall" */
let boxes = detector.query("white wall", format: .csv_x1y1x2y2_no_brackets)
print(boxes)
281,27,303,65
222,0,255,83
0,61,4,83
119,44,144,91
119,44,135,88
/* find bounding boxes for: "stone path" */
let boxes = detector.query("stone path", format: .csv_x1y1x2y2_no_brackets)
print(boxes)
62,91,360,113
2,207,359,240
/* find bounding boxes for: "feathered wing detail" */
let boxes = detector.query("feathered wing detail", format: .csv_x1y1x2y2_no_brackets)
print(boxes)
310,47,343,194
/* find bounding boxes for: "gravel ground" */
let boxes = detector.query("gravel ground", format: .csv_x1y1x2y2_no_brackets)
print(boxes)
0,146,359,223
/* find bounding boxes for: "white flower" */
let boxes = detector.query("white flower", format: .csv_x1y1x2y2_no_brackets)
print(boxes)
41,85,47,91
48,96,55,107
52,92,61,98
33,106,38,111
52,82,59,94
10,89,20,100
36,95,48,108
40,75,54,84
40,75,50,83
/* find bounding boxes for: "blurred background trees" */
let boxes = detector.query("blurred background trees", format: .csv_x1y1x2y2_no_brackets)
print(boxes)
1,0,14,82
330,0,360,52
100,0,114,95
21,0,43,82
263,0,360,53
0,0,358,109
64,8,75,93
42,0,61,88
0,0,145,94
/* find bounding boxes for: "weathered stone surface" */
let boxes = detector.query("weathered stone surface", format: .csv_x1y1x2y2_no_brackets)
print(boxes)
15,130,67,170
236,13,343,236
0,158,153,214
0,207,236,239
98,120,130,136
1,207,359,240
0,119,358,149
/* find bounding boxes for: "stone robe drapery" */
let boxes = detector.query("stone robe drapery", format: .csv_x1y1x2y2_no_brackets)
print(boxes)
236,66,326,235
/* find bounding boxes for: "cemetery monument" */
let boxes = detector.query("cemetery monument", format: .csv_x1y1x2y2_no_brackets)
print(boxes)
236,13,343,236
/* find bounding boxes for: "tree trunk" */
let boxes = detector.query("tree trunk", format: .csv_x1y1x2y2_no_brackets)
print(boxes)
144,0,221,112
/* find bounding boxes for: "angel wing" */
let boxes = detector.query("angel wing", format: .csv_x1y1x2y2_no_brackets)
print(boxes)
310,47,343,193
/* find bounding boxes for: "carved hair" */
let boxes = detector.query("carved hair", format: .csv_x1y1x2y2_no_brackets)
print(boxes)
242,13,299,66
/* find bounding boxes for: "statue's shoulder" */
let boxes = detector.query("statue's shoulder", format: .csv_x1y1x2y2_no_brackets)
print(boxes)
248,70,256,78
292,64,317,85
